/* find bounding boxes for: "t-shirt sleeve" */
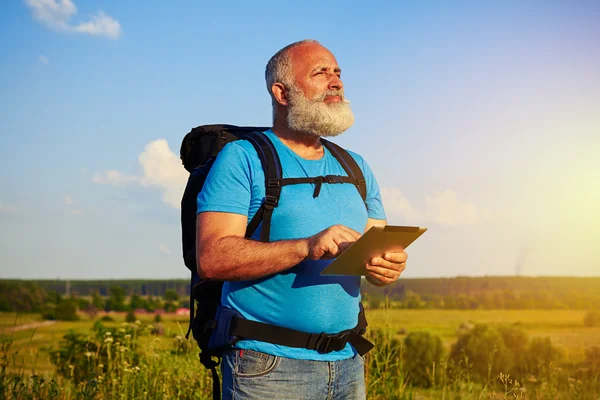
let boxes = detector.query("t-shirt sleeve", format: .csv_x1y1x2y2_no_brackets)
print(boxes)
352,153,387,221
197,142,253,216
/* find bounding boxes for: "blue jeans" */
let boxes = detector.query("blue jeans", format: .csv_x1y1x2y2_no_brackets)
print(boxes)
221,348,366,400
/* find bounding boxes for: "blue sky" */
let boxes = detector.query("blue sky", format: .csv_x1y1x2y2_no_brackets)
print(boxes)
1,0,599,279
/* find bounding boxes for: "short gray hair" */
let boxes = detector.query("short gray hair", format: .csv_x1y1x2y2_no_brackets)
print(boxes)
265,39,320,97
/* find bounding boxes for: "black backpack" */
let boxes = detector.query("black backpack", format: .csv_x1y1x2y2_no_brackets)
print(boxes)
179,124,374,400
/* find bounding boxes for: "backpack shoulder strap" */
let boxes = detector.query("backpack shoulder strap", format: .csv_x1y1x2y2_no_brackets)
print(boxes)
243,131,283,242
321,139,367,202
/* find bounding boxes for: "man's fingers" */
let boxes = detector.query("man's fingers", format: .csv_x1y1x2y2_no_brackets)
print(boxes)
383,251,408,264
370,258,407,273
366,264,401,278
334,224,362,241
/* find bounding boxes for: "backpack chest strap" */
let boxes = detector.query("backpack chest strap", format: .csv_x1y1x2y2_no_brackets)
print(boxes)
278,175,361,198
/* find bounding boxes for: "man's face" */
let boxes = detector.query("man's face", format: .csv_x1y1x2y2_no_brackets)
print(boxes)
284,43,355,137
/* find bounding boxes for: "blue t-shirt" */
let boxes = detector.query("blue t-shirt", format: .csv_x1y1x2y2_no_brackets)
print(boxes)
196,129,386,361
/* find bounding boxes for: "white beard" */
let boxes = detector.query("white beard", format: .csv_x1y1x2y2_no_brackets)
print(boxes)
286,85,355,137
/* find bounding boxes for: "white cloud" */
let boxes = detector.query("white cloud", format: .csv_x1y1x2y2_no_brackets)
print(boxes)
64,195,73,205
0,202,17,214
39,55,49,65
25,0,122,39
380,188,422,221
69,209,83,215
138,139,189,209
158,243,171,254
424,190,482,226
91,139,188,209
92,170,140,187
381,187,490,226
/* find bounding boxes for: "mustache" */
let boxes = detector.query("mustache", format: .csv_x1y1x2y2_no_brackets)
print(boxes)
313,90,350,103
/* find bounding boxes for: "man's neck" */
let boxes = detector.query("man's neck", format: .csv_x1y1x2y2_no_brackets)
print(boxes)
271,119,324,160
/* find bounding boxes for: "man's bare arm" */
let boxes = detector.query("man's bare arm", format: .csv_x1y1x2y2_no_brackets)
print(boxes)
196,212,361,281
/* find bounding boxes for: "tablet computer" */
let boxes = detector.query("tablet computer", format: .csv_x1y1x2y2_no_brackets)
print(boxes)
319,225,427,276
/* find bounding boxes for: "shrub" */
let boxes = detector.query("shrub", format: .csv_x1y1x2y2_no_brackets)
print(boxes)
450,324,513,382
584,346,600,375
47,331,99,382
525,336,562,379
47,321,146,383
498,324,529,377
125,310,136,323
41,300,78,321
403,331,444,387
584,311,600,327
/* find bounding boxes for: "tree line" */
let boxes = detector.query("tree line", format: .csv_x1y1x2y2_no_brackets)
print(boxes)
1,276,599,317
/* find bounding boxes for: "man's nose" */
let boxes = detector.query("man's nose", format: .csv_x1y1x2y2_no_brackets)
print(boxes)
328,74,343,90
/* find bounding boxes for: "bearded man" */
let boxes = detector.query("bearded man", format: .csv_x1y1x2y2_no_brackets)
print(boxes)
196,40,408,400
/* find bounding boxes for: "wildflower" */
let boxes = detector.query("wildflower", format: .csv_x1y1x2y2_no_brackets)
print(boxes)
134,366,140,372
118,328,126,333
135,320,142,324
527,375,538,383
105,331,112,336
98,364,104,369
104,337,113,343
124,334,131,340
85,352,94,358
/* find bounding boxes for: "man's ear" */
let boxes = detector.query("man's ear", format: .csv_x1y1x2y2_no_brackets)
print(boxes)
271,83,289,106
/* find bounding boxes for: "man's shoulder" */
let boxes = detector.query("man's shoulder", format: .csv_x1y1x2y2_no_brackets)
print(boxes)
327,145,368,172
218,136,261,162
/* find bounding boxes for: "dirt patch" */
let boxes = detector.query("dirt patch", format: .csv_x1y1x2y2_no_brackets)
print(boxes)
1,320,57,333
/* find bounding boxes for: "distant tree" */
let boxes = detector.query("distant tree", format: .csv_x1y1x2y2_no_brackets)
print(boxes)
105,286,126,311
129,294,147,311
584,311,600,327
56,300,79,321
403,331,444,387
91,290,104,309
84,304,98,319
44,299,78,321
125,310,136,323
164,289,179,303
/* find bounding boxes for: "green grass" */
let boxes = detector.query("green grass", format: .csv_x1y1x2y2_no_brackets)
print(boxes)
3,309,599,374
1,310,599,399
368,308,600,362
0,312,191,376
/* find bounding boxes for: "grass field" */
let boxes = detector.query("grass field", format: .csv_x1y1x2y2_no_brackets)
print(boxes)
0,312,192,376
2,308,599,376
368,308,600,363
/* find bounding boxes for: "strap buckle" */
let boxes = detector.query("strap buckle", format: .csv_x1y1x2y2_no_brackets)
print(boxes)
325,175,344,184
314,331,350,354
264,195,278,210
267,179,281,188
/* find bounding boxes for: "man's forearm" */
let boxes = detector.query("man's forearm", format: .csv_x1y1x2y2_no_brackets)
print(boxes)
197,236,309,281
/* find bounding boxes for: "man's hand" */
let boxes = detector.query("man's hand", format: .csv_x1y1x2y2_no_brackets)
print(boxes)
306,225,362,260
365,251,408,287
